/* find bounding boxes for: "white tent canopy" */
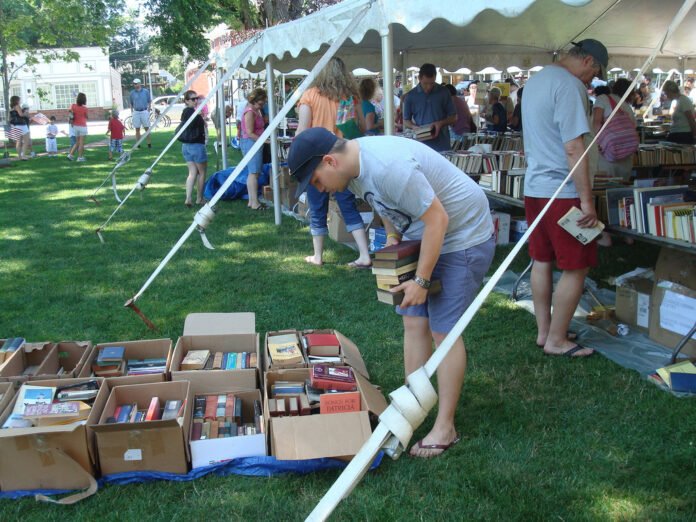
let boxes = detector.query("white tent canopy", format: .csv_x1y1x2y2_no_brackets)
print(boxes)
224,0,696,74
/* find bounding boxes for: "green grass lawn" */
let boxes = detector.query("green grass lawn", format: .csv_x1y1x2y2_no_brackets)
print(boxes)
1,129,695,520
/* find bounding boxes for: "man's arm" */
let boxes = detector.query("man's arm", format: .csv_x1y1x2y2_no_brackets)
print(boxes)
433,92,457,137
564,135,597,228
391,197,449,307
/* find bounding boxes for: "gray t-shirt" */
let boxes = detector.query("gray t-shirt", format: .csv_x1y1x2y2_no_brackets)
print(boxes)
350,136,493,254
522,65,590,198
670,94,694,133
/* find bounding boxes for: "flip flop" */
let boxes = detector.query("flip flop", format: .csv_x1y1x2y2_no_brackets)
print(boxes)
347,261,372,269
250,204,267,211
544,343,595,358
410,434,461,458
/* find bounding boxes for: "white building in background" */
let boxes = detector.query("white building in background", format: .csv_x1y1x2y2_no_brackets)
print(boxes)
2,46,122,121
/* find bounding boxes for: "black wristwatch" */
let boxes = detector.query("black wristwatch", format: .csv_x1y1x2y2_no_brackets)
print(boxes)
413,275,431,289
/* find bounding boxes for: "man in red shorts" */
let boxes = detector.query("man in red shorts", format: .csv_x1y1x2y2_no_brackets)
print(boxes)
521,39,609,358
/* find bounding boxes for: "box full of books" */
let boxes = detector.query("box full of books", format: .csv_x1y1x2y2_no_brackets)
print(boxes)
300,329,371,380
265,330,306,371
171,313,259,391
91,381,192,475
79,338,172,386
0,341,93,383
0,377,109,493
264,367,387,460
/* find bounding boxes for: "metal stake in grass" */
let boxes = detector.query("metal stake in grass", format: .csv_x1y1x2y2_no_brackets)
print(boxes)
124,298,158,331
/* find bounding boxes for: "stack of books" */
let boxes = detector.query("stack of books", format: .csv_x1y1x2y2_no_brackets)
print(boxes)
105,398,184,424
91,346,126,377
410,124,434,141
302,332,341,364
651,361,696,393
369,227,387,253
191,394,263,440
371,241,441,305
180,349,257,371
633,143,696,166
2,380,98,428
267,333,304,366
268,381,312,417
478,169,525,199
453,133,523,152
310,365,361,415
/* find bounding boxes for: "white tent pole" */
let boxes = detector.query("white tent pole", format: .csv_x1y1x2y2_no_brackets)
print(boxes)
380,23,394,135
217,66,228,169
266,57,282,225
127,2,375,305
306,1,696,520
94,39,261,239
88,57,214,204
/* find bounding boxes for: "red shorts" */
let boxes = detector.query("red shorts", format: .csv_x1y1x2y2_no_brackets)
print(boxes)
524,197,598,270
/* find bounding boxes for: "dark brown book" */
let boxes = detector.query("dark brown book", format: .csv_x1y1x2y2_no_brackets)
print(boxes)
193,396,206,419
376,279,442,305
234,397,243,424
225,393,235,418
375,270,416,286
192,419,203,441
372,253,419,269
374,240,421,260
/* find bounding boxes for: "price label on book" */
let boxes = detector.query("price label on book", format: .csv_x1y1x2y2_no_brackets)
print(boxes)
123,449,142,461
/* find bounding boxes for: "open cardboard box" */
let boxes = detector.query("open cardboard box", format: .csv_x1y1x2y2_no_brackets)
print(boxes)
0,337,26,368
0,341,93,383
0,382,16,420
92,380,192,475
264,329,307,371
0,377,108,492
264,368,387,460
301,329,370,380
171,313,259,391
649,281,696,356
79,338,173,386
189,373,266,468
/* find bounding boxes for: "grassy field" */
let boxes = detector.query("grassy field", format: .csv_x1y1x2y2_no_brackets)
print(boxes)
1,129,694,521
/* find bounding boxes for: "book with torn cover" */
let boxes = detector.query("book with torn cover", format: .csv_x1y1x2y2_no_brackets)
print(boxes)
268,333,303,365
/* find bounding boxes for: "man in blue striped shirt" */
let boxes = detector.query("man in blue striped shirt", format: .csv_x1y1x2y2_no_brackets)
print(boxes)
129,79,152,148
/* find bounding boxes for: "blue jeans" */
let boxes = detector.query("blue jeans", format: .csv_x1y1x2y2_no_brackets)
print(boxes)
307,185,364,236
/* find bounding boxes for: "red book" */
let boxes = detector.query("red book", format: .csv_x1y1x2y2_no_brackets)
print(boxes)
225,393,235,418
304,333,341,357
204,395,217,419
145,397,161,421
320,391,361,414
113,406,122,421
191,420,203,441
310,365,357,391
373,240,421,260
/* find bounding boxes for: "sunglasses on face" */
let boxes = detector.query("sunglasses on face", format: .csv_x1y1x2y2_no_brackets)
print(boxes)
186,96,199,101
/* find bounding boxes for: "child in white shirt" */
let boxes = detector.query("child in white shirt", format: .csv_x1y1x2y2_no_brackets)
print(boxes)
46,116,58,156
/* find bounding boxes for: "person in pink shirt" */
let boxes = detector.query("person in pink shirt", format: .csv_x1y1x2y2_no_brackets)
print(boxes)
445,84,475,141
240,88,268,210
67,92,89,162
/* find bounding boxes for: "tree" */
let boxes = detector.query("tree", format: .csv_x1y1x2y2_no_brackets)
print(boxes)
0,0,123,122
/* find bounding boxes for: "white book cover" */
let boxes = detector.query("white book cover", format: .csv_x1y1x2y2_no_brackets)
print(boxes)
557,206,605,245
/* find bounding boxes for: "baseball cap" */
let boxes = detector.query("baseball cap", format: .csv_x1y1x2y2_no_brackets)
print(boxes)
133,78,142,84
571,39,608,79
288,127,338,198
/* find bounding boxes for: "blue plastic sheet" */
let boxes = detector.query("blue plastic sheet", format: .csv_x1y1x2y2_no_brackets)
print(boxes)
0,452,383,500
203,163,271,202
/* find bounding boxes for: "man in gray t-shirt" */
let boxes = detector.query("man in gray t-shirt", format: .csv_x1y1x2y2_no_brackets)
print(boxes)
522,39,608,359
288,128,495,458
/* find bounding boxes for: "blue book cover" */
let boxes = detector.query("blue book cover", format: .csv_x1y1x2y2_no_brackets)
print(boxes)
241,352,247,369
116,404,133,423
670,372,696,393
99,346,125,362
230,353,237,369
225,353,234,370
222,352,229,369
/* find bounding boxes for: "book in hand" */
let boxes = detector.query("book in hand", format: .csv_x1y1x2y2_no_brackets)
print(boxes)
268,333,304,365
374,240,421,261
180,349,211,370
376,279,442,305
412,125,435,141
310,365,357,391
557,206,605,245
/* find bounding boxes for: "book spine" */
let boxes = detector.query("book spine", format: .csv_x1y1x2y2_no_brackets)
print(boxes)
225,393,235,418
145,397,161,421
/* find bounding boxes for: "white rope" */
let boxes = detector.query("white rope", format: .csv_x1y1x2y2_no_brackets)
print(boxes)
88,57,213,203
306,2,696,520
127,2,375,304
94,39,262,242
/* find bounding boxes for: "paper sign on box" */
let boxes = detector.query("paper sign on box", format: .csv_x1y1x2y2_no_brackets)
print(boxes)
659,289,696,339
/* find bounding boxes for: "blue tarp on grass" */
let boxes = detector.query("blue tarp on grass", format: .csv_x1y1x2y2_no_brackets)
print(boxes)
203,163,271,202
0,452,384,500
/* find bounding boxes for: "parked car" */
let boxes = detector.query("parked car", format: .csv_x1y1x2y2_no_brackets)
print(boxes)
151,95,186,122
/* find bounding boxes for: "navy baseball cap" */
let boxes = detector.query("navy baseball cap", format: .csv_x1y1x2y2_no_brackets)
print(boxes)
288,127,338,197
571,39,608,79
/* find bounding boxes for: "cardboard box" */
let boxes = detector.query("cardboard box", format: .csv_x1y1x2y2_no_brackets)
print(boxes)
649,281,696,355
328,204,356,245
510,217,529,233
189,385,266,469
491,210,511,245
0,382,16,419
615,272,654,334
0,377,109,492
0,337,26,367
92,380,192,475
172,313,259,391
79,338,172,386
301,329,370,380
265,330,307,371
0,342,59,383
654,247,696,290
264,368,387,460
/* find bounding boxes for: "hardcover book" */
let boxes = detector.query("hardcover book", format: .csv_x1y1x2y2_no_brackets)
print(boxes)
376,279,442,305
181,349,211,371
319,391,361,414
371,261,419,277
162,399,183,420
374,240,421,260
97,346,125,364
310,365,357,391
304,333,341,357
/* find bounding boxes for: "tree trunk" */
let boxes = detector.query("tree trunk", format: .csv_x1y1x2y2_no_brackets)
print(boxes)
1,44,10,128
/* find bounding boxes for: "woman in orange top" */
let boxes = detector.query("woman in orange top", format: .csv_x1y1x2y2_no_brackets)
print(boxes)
68,92,89,162
296,57,372,268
